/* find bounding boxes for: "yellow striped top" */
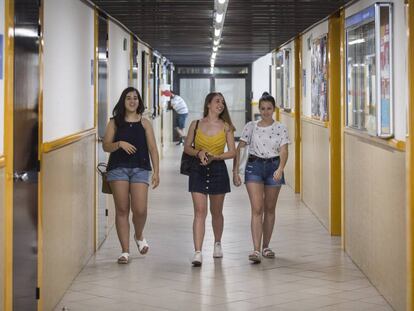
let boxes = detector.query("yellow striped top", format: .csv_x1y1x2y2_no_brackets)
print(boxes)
195,128,226,156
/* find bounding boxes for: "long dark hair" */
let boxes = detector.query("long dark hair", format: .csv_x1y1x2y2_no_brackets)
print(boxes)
203,92,236,131
259,92,276,108
112,87,144,128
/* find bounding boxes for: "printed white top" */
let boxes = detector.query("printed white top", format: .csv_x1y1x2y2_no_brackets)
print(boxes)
171,95,188,114
240,120,290,158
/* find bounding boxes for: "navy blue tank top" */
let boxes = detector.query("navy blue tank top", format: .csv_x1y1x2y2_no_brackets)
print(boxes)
107,120,152,171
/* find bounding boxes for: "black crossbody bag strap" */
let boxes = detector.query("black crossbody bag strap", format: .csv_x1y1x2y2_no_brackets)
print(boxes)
191,120,199,148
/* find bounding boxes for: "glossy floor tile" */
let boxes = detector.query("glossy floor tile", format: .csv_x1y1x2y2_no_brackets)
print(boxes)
55,146,393,311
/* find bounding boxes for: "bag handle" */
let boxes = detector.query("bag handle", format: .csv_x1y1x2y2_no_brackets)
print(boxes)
96,162,108,175
191,120,199,146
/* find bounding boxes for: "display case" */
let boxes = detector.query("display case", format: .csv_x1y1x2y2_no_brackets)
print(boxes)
274,48,291,110
311,35,328,121
345,3,393,137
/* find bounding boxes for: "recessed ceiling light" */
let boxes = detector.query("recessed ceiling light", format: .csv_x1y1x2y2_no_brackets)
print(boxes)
216,13,223,23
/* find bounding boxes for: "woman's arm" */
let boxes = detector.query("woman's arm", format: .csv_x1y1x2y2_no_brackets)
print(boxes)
142,118,160,188
233,140,247,173
273,144,288,181
232,140,247,186
102,120,119,152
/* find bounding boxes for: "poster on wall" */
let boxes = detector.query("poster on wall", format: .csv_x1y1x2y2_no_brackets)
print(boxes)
302,69,306,97
379,8,391,135
0,34,4,80
311,35,328,121
275,51,284,108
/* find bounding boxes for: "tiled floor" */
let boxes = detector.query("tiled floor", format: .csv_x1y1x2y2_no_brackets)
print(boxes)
55,146,393,311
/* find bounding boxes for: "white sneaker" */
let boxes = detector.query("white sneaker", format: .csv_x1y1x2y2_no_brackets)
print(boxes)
213,242,223,258
192,251,202,266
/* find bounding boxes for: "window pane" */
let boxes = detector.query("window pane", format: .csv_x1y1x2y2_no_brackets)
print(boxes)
180,78,210,133
215,78,246,137
346,20,376,133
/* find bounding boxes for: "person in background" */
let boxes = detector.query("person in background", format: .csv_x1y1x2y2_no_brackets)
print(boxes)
165,90,189,145
233,92,289,264
103,87,160,264
184,92,236,266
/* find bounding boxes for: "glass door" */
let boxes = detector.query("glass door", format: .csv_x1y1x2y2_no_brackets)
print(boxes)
215,78,246,137
179,78,211,134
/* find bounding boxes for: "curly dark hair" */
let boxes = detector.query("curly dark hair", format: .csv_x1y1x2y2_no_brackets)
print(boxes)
112,87,144,128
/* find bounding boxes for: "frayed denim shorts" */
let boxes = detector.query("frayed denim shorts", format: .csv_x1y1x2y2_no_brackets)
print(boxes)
244,156,285,187
106,167,150,185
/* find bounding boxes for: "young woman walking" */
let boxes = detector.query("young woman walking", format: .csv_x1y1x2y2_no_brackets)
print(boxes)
233,92,289,263
184,92,236,266
103,87,160,264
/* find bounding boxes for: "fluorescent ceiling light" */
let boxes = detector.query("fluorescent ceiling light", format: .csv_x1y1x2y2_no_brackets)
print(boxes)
213,39,220,45
216,13,223,23
212,52,216,59
214,28,221,37
348,38,365,45
218,0,226,4
213,46,218,52
15,28,38,38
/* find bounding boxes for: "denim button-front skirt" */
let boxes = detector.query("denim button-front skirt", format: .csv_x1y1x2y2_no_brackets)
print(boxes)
189,160,230,195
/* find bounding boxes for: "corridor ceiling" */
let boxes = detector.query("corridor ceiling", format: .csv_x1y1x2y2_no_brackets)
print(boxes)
91,0,353,66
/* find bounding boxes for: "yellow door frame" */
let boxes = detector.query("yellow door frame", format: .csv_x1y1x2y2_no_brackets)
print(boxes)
327,11,342,236
407,1,414,309
4,0,14,309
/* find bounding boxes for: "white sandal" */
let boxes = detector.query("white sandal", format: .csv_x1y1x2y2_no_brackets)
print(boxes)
262,248,275,258
135,236,149,254
117,252,130,264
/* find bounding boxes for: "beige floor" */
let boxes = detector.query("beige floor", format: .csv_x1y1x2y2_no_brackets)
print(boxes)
55,146,393,311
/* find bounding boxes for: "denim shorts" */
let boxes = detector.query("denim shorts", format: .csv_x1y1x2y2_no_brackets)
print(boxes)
106,167,150,185
176,113,188,129
245,156,285,187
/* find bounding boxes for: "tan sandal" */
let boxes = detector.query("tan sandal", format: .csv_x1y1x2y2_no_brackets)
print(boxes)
248,250,262,263
117,252,130,264
262,248,275,258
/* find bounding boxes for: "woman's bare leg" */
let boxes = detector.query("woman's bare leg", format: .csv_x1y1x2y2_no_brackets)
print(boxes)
110,181,131,253
262,186,281,249
246,183,265,252
191,192,208,251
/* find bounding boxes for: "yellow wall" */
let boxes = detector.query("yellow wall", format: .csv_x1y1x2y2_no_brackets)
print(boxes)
344,133,406,311
42,136,95,311
301,120,330,228
0,167,4,311
280,112,295,189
